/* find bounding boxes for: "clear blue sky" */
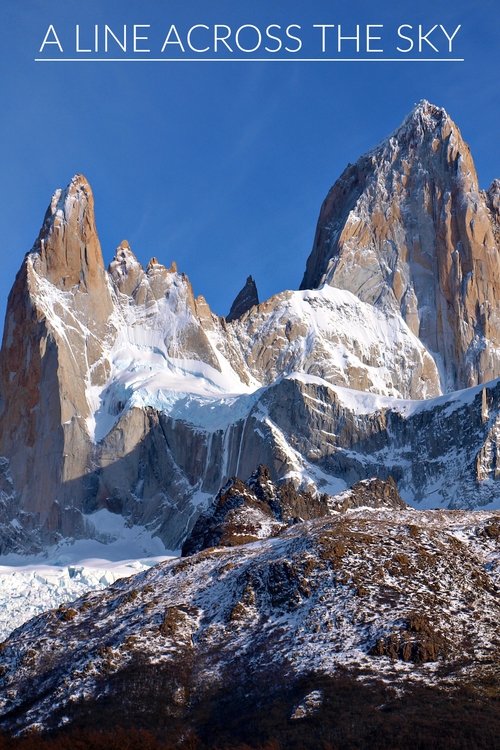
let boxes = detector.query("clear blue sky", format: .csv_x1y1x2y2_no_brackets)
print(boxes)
0,0,498,324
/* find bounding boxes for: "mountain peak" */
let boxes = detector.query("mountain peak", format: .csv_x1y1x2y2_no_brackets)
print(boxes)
390,99,455,145
226,275,259,322
67,171,92,192
108,241,145,296
32,174,106,293
113,240,140,264
407,99,448,123
300,102,499,390
0,105,498,573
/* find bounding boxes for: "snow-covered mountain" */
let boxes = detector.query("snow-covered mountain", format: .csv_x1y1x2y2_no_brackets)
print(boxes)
0,101,499,558
0,101,499,749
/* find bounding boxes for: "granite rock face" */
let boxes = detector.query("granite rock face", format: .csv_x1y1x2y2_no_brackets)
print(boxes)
0,177,245,548
301,101,500,391
0,102,499,555
0,175,111,534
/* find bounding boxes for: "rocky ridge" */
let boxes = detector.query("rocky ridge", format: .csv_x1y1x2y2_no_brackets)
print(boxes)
0,101,499,555
182,468,406,556
0,497,497,738
182,465,331,555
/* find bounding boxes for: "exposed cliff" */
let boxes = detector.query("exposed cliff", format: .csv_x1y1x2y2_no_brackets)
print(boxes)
301,101,500,390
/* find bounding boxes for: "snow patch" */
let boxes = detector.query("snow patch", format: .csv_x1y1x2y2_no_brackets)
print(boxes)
0,555,172,641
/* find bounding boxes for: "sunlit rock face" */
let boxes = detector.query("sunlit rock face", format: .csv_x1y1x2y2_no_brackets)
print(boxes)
0,102,499,555
301,101,500,391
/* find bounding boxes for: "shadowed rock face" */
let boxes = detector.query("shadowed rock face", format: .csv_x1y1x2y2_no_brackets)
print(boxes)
301,101,500,390
226,275,259,322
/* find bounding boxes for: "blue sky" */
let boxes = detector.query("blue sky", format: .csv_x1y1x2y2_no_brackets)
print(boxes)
0,0,498,324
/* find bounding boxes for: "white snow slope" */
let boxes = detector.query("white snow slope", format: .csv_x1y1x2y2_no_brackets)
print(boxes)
77,280,441,443
0,510,173,640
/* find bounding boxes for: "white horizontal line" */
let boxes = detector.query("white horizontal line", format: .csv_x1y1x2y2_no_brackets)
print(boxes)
34,57,465,63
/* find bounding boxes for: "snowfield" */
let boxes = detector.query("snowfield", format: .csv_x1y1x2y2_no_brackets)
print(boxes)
0,557,171,641
0,511,174,640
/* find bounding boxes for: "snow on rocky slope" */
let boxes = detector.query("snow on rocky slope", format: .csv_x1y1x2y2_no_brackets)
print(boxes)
0,557,167,642
227,286,440,398
0,512,172,640
30,239,440,447
0,485,498,736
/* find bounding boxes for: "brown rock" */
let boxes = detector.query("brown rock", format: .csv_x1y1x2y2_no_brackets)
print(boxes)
330,477,407,512
301,101,500,390
0,175,113,531
370,613,449,663
34,174,107,293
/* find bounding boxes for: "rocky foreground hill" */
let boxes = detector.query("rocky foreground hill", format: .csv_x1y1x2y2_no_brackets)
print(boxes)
0,101,499,556
0,477,498,747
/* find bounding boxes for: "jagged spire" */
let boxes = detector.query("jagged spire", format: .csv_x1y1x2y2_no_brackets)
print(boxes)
34,174,106,292
226,275,259,322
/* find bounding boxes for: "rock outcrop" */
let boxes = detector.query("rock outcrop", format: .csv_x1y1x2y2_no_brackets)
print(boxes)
301,101,500,390
329,477,407,512
1,507,498,740
182,470,406,556
226,275,259,321
182,465,330,555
